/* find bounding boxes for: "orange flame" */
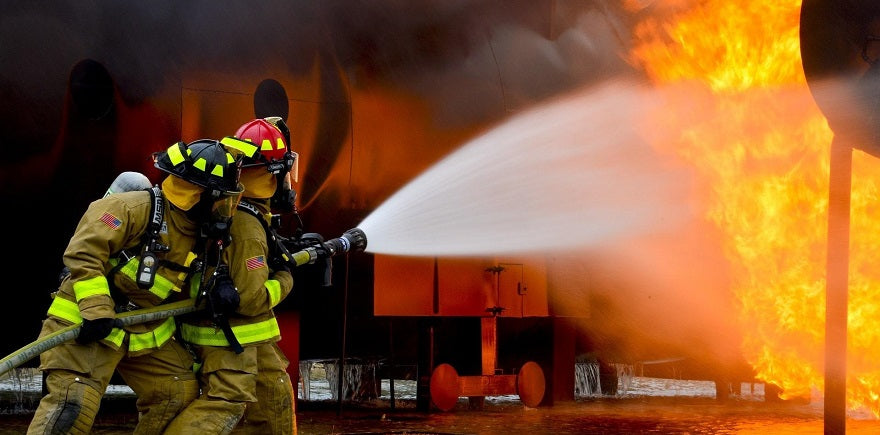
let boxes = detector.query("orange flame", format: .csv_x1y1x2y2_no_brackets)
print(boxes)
629,0,880,414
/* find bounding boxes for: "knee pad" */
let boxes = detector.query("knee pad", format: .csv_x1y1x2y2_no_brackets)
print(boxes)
249,372,294,434
132,375,199,434
166,399,246,434
39,375,102,435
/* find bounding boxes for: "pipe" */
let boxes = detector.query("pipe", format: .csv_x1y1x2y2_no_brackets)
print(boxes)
824,136,851,435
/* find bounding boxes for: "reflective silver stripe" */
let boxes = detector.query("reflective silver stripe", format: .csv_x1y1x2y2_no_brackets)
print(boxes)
179,317,280,346
128,317,176,352
266,279,282,307
116,256,179,299
47,297,81,322
72,275,111,301
46,297,124,347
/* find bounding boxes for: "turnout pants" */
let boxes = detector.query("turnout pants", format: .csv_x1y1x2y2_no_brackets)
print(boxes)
27,317,198,435
164,345,258,434
239,342,296,435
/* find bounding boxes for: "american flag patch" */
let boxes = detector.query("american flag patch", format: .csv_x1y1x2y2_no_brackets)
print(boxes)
246,255,266,270
99,212,122,230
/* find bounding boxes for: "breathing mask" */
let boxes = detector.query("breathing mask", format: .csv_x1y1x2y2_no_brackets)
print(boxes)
204,188,243,241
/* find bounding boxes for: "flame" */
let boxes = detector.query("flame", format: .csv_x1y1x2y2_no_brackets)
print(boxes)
629,0,880,414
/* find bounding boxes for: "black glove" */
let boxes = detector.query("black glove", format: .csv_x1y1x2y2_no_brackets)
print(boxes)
269,255,291,274
211,273,240,315
77,317,116,345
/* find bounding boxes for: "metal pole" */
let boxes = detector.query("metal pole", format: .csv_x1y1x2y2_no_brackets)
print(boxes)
389,318,395,409
337,255,350,416
824,136,850,435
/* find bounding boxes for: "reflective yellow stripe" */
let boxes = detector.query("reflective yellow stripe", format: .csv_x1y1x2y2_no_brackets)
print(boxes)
105,328,125,347
193,157,207,173
220,136,259,159
188,275,202,299
116,257,178,299
266,279,282,307
47,297,82,322
168,142,186,166
210,160,224,177
180,252,197,282
129,317,176,353
179,317,280,347
72,276,111,301
46,298,124,347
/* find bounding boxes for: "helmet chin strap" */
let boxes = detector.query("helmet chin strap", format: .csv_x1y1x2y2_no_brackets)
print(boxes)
185,192,214,222
270,174,296,213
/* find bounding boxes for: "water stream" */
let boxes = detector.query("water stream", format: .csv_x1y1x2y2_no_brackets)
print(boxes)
358,79,694,257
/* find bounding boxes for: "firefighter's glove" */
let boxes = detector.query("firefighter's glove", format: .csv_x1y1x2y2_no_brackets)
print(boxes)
313,245,331,261
211,274,240,315
269,255,291,274
77,317,116,345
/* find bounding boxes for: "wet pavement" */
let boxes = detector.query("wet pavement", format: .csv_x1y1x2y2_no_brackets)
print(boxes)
2,369,879,433
292,397,880,434
3,396,880,434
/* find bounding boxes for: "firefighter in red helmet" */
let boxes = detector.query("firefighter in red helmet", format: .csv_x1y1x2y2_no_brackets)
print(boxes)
28,139,244,434
167,118,298,434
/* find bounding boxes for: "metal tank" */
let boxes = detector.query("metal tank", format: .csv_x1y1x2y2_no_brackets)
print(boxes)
799,0,880,431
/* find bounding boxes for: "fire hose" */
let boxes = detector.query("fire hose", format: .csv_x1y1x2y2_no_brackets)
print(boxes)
0,227,367,378
0,298,199,377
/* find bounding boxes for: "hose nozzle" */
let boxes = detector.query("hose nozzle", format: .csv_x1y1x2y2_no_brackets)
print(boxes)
285,227,368,269
323,227,368,256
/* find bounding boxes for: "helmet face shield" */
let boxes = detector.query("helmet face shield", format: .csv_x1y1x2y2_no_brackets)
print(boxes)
211,189,243,224
270,170,297,213
203,187,243,240
287,151,299,183
281,169,295,191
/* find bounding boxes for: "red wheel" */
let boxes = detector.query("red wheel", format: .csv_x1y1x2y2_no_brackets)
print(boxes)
517,361,545,408
430,363,460,411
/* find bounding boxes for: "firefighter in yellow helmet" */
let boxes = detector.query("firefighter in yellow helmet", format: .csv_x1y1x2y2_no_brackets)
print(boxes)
27,139,245,434
166,118,298,434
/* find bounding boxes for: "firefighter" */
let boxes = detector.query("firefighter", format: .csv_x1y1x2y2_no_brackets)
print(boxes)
165,118,297,434
27,139,245,434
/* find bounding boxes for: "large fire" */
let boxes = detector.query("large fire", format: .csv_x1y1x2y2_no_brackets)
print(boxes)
629,0,880,414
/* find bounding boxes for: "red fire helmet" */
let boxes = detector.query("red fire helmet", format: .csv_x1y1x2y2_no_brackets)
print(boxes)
235,118,288,164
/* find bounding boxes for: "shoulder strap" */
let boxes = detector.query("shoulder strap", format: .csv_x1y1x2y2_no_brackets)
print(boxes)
237,200,290,262
237,199,273,234
144,186,164,242
134,186,166,289
107,186,169,306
